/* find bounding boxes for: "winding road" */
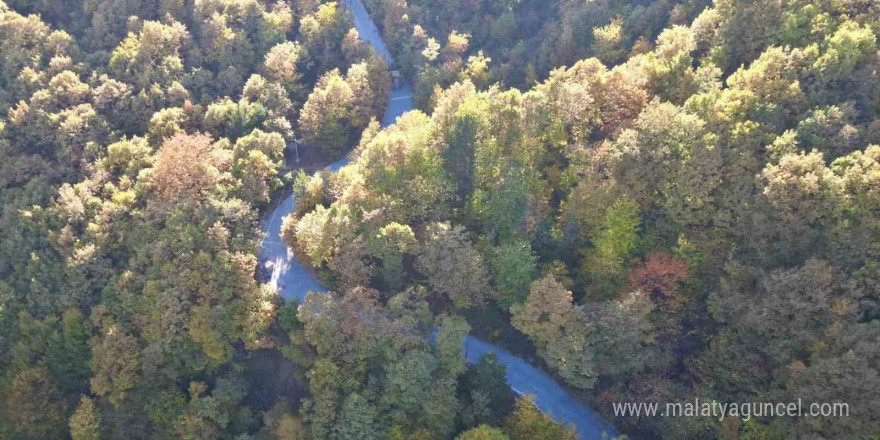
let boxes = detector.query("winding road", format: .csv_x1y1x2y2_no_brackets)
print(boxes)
259,2,620,438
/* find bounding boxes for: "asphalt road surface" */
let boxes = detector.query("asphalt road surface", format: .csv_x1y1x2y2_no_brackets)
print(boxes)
259,2,620,438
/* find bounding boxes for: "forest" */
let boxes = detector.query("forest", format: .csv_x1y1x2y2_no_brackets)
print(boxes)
0,0,877,439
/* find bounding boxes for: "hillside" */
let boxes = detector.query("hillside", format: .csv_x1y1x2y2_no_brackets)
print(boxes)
0,0,878,439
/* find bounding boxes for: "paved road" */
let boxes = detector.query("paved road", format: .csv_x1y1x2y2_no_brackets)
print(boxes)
464,338,620,439
259,2,620,438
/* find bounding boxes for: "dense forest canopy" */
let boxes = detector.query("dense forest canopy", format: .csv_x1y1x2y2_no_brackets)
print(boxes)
0,0,878,439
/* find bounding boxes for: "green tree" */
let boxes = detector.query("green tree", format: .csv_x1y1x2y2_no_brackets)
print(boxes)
584,291,653,376
382,349,435,425
262,41,305,97
332,393,386,440
472,165,530,242
368,222,418,292
89,316,140,408
298,66,379,158
491,240,537,308
721,259,844,363
70,395,102,440
108,20,189,92
757,150,841,263
422,375,460,437
458,353,516,429
434,315,470,377
416,223,492,308
299,2,350,73
8,366,68,437
356,113,453,222
47,309,92,392
796,104,861,159
511,277,597,389
175,378,246,440
304,359,343,440
443,114,479,203
580,198,640,300
811,20,877,82
232,129,286,205
592,19,627,65
457,425,510,440
503,395,578,440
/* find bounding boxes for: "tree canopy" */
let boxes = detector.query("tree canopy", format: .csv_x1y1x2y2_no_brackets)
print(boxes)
1,0,879,439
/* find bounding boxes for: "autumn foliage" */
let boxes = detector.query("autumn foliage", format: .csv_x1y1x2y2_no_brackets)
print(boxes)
624,252,689,313
150,133,217,202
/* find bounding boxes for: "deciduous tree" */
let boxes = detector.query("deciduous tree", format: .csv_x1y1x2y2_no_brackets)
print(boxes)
416,223,492,308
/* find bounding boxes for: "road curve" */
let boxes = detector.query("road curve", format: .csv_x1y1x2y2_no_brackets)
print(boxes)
258,2,620,438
